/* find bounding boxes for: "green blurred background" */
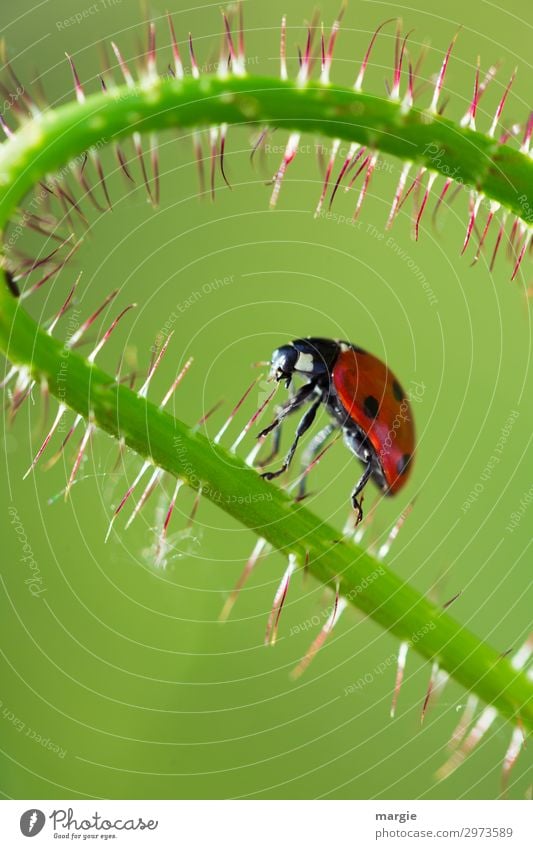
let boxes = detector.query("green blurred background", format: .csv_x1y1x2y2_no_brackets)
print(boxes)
1,0,531,800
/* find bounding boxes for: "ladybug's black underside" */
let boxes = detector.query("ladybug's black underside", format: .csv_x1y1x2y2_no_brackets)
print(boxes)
259,338,390,521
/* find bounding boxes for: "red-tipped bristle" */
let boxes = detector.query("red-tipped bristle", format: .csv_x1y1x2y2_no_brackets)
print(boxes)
10,374,35,421
461,56,481,130
280,16,288,80
489,69,516,137
447,694,478,751
139,331,174,398
230,384,277,454
421,661,438,724
386,161,412,229
214,375,261,444
1,365,19,390
13,234,73,282
20,239,81,300
297,27,312,84
66,53,85,103
23,403,66,479
23,214,67,243
150,133,160,207
68,289,118,348
219,537,269,622
0,114,14,138
167,12,184,79
44,413,82,471
222,11,237,66
189,33,199,78
160,356,194,409
429,28,460,113
65,420,94,500
133,132,155,206
265,553,296,646
2,48,39,116
390,28,412,100
146,21,157,79
461,192,482,255
47,277,79,336
155,478,184,567
209,126,218,201
402,58,414,109
111,41,135,87
270,132,300,208
187,486,202,529
88,304,136,363
195,400,223,429
414,171,437,240
291,589,347,679
76,154,107,214
315,139,340,216
115,144,135,184
395,166,424,217
345,149,369,191
105,460,151,542
320,4,345,85
193,131,206,196
352,153,377,220
329,143,362,209
471,204,498,266
124,467,163,529
292,433,339,501
90,148,113,210
520,112,533,153
354,18,396,91
389,641,409,718
442,590,462,610
501,726,525,797
377,502,414,561
511,228,530,281
52,178,89,228
219,123,231,190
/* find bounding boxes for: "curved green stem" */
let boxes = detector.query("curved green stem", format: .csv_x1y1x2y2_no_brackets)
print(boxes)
0,75,532,732
0,76,531,225
1,290,532,732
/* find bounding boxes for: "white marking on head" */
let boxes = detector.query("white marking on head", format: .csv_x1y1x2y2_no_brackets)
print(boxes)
296,352,314,372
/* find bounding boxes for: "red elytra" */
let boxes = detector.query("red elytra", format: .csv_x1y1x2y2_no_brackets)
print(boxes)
259,337,416,522
332,346,415,495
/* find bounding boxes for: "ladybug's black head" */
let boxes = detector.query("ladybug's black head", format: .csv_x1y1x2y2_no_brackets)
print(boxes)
269,345,299,387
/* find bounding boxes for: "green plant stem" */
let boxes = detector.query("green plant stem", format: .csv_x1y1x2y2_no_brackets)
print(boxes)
0,76,531,225
0,75,532,731
1,290,532,732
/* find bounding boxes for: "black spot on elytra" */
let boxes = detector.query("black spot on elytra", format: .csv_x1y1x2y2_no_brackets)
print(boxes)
392,379,404,402
363,395,379,419
397,453,411,475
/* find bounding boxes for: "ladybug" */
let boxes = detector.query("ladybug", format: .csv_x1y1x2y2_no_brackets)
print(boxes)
257,338,415,522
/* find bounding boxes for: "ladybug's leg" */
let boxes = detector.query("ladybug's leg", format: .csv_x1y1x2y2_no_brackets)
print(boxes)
262,396,322,482
257,380,317,442
351,460,372,525
297,423,337,500
256,419,283,468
